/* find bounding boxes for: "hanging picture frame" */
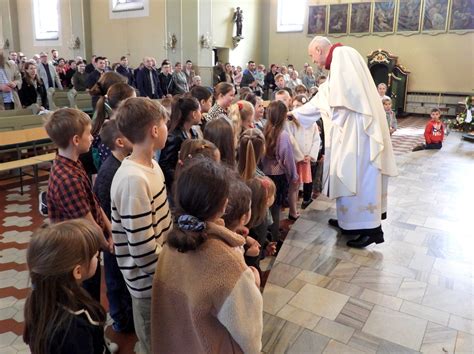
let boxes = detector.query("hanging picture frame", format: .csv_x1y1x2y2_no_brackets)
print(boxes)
373,0,396,35
308,5,328,35
328,4,349,35
396,0,422,34
350,2,372,35
449,0,474,32
422,0,449,33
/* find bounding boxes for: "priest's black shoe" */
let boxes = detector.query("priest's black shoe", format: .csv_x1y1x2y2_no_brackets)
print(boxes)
347,233,384,248
328,219,341,229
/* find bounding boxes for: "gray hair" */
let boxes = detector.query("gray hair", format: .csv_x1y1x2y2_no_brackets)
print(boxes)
309,36,332,50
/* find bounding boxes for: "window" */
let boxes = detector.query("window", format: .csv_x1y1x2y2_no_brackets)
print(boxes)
33,0,59,40
277,0,305,32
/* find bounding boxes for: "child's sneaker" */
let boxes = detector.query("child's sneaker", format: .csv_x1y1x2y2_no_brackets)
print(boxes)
38,191,48,216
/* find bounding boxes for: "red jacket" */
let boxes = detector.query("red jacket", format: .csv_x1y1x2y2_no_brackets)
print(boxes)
424,120,444,144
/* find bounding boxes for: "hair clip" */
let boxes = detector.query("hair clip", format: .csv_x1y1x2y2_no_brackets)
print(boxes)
302,97,307,103
237,102,243,111
261,177,271,189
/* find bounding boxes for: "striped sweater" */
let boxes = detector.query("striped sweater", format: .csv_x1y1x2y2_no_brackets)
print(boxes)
110,158,172,298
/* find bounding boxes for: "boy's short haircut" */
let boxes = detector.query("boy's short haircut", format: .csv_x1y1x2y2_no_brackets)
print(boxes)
100,119,122,151
44,108,91,149
275,73,284,81
382,97,392,104
115,97,167,144
431,108,441,114
276,89,293,98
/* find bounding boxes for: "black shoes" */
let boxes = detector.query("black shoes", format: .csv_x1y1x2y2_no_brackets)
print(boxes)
301,199,313,210
288,214,300,221
346,232,384,248
412,145,424,152
328,218,340,228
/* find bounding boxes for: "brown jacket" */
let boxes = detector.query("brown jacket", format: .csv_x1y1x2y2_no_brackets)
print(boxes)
0,61,22,109
151,220,263,354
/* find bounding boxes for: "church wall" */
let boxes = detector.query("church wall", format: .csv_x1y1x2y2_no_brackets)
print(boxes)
265,0,474,94
89,0,167,67
212,0,262,67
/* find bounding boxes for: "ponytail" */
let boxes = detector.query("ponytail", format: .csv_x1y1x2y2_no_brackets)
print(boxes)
91,95,108,136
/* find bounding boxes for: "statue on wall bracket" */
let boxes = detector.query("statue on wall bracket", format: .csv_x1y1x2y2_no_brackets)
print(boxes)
232,7,243,48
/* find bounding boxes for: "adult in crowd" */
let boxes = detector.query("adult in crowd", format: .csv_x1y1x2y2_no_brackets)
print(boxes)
63,60,77,88
18,61,48,110
172,62,189,94
293,36,398,248
37,52,63,90
85,55,97,74
184,60,195,88
72,62,88,91
302,66,316,89
158,61,174,97
264,64,278,98
0,52,22,110
116,56,135,86
51,49,60,66
86,56,106,90
136,56,163,99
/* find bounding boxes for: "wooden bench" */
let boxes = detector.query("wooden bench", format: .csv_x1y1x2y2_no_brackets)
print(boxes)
69,90,93,114
0,127,56,194
48,89,70,110
0,107,36,117
0,114,47,131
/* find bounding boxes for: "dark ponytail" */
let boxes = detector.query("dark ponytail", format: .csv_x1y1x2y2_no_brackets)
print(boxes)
167,157,230,252
168,95,200,132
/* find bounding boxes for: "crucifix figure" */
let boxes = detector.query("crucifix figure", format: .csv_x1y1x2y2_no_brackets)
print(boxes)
233,7,243,37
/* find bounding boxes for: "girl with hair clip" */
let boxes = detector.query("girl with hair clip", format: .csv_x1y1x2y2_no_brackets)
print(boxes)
287,94,321,210
238,128,265,180
151,158,263,354
159,95,201,190
228,100,255,143
246,176,277,272
90,83,136,170
174,139,220,179
262,100,298,243
23,219,117,354
203,117,236,167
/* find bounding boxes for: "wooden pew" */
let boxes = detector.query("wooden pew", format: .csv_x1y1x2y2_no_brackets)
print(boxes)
0,127,55,194
0,114,47,132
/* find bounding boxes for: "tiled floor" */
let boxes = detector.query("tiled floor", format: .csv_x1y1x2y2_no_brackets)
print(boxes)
262,128,474,353
1,118,473,353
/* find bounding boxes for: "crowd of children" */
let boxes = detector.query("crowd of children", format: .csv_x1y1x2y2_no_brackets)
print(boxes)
23,74,445,353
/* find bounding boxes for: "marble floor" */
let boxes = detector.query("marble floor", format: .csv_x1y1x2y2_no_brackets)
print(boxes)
1,118,473,353
262,130,474,353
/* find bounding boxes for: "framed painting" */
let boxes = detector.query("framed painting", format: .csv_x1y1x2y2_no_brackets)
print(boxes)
373,1,396,34
422,0,449,32
328,4,349,35
350,2,371,34
449,0,474,31
308,5,327,35
397,0,422,33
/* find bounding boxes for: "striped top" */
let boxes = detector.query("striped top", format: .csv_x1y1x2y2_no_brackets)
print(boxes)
110,158,172,298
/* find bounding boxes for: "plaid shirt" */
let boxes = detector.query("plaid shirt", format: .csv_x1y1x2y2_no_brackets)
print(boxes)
47,154,105,229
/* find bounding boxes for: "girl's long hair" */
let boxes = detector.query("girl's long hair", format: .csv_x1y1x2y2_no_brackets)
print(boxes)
23,220,106,354
168,95,200,133
23,62,43,86
263,100,288,158
91,82,135,136
238,128,265,181
204,118,236,167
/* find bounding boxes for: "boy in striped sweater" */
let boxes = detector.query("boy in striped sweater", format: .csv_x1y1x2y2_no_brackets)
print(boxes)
111,97,172,354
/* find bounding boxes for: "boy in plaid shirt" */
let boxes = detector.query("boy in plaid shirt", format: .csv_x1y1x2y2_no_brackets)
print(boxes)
44,108,113,301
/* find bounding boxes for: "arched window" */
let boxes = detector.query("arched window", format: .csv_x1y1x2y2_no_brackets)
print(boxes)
33,0,59,40
277,0,305,32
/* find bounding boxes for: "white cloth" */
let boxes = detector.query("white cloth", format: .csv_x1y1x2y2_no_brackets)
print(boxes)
291,45,398,230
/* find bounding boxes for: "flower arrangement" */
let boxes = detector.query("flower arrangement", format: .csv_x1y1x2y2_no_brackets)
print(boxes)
452,96,473,132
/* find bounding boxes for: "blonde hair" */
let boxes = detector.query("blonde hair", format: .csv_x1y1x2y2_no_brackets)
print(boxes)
238,128,265,181
228,100,255,141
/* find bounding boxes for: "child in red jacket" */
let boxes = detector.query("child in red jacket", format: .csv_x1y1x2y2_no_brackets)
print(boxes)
412,108,444,151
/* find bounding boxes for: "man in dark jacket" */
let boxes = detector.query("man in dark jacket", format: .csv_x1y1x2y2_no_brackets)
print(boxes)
86,56,106,89
136,57,163,99
158,61,175,97
116,56,135,87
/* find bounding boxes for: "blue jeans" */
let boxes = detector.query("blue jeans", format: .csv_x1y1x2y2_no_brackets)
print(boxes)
103,251,134,332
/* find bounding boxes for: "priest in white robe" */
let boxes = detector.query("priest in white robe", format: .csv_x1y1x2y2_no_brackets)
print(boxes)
292,37,398,248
